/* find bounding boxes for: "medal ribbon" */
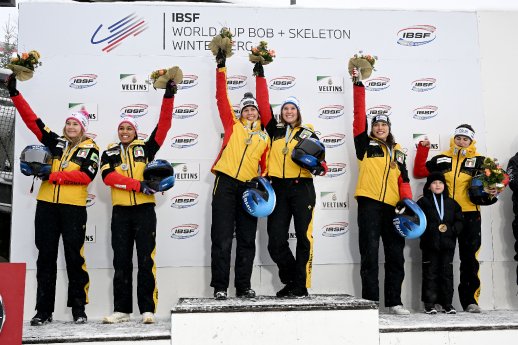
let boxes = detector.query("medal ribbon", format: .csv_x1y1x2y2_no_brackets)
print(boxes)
283,125,296,151
432,193,444,222
60,141,79,170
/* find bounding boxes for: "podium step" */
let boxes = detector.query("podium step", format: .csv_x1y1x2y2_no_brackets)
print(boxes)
171,294,379,345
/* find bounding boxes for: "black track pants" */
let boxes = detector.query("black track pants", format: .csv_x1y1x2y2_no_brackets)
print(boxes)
457,211,481,310
421,249,455,305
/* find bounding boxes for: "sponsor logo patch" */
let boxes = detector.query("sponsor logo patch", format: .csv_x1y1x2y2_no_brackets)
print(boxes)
321,222,349,237
171,224,199,239
365,77,391,91
269,76,296,90
119,74,149,92
178,74,199,90
227,75,247,90
397,25,437,46
69,74,98,89
120,104,148,118
318,105,344,119
171,133,199,148
325,163,347,177
90,13,148,53
173,104,199,119
411,78,437,92
171,193,199,209
320,133,346,148
316,76,344,93
412,105,438,120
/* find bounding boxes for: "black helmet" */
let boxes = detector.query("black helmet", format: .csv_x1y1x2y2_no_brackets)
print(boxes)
143,159,175,191
291,137,325,169
20,145,52,176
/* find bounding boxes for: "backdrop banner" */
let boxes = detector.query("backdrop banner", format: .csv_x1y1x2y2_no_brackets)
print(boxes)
12,2,485,268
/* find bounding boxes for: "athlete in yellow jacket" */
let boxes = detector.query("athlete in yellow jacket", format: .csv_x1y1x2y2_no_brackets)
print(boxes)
353,75,412,315
7,74,98,325
210,51,270,300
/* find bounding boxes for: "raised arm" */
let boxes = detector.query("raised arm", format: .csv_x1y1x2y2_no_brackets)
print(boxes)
414,141,430,178
145,82,176,158
352,82,370,160
254,63,273,127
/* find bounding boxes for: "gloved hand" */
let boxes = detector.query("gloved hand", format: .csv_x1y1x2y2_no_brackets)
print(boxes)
164,80,177,98
139,181,156,195
37,165,51,181
6,73,19,97
352,67,363,86
146,179,161,192
216,49,226,68
253,62,264,77
395,200,406,214
310,165,325,176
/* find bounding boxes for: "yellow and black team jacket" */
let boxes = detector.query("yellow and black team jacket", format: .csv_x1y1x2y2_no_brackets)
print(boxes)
100,97,174,206
211,67,270,182
353,83,412,207
12,93,99,206
415,138,486,212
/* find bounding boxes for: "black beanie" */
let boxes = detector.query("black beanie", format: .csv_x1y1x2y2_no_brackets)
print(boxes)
423,171,449,195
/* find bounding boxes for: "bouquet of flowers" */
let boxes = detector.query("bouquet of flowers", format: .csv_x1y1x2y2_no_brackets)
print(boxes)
249,41,276,66
208,27,234,59
7,50,42,81
348,51,377,83
479,157,507,195
149,66,183,89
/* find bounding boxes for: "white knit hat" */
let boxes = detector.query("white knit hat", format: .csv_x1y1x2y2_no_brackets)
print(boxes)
281,96,300,111
66,110,89,132
239,92,259,113
118,116,139,132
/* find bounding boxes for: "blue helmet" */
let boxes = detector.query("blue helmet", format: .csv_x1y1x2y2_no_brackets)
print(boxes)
242,177,276,217
20,145,52,176
291,137,325,169
143,159,175,192
392,198,427,239
468,174,498,206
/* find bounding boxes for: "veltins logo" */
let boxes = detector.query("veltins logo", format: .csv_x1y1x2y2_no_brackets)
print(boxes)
171,193,199,209
397,25,436,46
172,163,200,181
173,104,199,119
269,76,296,90
178,74,199,90
86,194,96,208
413,106,438,120
91,13,148,53
320,192,348,210
412,78,437,92
171,224,199,239
85,225,96,243
227,75,247,90
366,105,392,119
413,133,440,151
322,222,349,237
320,133,346,148
171,133,199,148
318,105,344,120
120,104,148,118
316,76,344,93
69,74,98,89
325,163,347,178
119,74,149,92
68,103,98,121
365,77,391,91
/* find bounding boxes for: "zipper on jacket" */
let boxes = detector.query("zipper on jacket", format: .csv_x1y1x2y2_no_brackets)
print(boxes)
377,140,391,202
452,150,462,200
235,135,252,179
127,147,137,205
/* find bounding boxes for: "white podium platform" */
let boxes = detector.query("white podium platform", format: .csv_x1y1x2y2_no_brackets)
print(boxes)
170,294,379,345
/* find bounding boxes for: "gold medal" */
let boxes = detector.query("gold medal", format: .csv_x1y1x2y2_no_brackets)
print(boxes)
438,224,447,233
245,138,252,145
282,147,289,155
121,163,129,171
390,161,397,169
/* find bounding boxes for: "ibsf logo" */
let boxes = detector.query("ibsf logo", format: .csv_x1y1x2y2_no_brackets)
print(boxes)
171,193,199,209
365,77,391,91
320,133,346,148
227,75,247,90
269,76,296,90
171,224,199,239
69,74,98,89
366,105,392,119
171,133,199,148
412,78,437,92
91,13,149,53
325,163,347,178
86,194,96,208
318,105,344,120
412,105,438,120
120,104,148,118
322,222,349,237
178,74,199,90
173,104,198,119
397,25,436,46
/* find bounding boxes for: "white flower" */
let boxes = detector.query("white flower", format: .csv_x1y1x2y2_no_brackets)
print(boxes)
11,52,18,58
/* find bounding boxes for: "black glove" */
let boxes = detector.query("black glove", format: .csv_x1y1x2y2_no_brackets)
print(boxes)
253,62,264,77
6,73,19,97
139,181,156,195
164,80,177,98
36,165,51,181
395,201,406,214
310,165,325,176
216,49,226,68
147,179,161,192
